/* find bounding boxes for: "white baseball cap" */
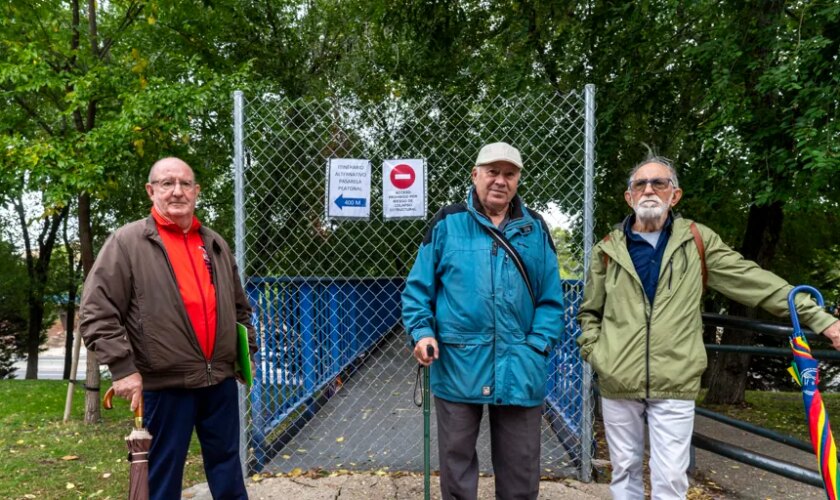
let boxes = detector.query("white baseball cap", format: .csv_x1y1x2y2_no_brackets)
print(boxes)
475,142,523,170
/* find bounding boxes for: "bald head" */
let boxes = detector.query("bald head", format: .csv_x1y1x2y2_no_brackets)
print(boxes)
146,157,200,231
148,157,194,183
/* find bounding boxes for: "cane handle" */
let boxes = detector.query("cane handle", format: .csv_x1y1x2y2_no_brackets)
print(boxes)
103,387,115,410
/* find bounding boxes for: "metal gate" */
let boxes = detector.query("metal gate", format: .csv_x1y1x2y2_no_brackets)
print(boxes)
233,88,597,480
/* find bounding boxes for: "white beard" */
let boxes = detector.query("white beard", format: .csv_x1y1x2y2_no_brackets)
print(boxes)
634,194,671,222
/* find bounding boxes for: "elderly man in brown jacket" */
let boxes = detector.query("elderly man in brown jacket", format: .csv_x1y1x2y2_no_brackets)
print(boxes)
80,157,255,500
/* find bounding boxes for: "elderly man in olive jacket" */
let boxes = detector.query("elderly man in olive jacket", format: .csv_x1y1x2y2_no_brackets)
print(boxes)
578,154,840,500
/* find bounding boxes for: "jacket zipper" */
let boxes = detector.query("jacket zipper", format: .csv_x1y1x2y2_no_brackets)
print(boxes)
645,286,652,398
183,233,213,385
491,240,498,401
150,236,207,365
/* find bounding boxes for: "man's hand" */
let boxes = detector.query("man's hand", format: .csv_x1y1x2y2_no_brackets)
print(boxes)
822,320,840,350
413,337,438,367
113,372,143,412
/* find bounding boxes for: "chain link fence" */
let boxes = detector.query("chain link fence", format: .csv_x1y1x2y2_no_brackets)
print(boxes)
233,88,596,480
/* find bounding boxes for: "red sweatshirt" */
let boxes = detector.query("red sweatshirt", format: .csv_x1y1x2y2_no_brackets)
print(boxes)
152,208,217,360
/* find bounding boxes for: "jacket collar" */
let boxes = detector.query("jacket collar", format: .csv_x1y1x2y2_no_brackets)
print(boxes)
151,207,201,234
467,187,526,224
603,213,698,279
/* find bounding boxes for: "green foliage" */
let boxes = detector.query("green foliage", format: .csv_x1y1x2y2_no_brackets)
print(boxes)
551,226,582,279
0,241,26,379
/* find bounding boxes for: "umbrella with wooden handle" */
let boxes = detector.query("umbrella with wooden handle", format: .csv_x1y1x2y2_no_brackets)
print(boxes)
104,387,152,500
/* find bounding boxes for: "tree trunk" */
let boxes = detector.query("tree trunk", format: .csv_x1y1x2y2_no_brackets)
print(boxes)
21,204,68,379
63,213,79,380
24,303,45,380
78,192,102,423
84,352,100,424
704,201,783,404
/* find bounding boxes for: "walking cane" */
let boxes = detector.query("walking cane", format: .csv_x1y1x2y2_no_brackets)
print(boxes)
423,344,434,500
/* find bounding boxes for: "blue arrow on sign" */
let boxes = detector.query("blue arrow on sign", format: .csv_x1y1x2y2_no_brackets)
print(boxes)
335,193,367,209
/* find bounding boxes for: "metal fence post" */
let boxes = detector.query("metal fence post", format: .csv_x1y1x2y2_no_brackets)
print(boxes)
232,90,247,476
580,83,597,482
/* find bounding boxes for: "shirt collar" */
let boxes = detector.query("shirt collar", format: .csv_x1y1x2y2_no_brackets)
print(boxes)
623,212,674,239
151,207,201,234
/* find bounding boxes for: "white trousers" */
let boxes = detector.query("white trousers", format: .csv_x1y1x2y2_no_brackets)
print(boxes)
601,397,695,500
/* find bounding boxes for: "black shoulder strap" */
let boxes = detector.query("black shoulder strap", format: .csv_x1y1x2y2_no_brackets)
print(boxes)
479,225,536,306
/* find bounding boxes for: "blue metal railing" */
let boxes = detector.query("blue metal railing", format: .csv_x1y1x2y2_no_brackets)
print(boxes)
246,277,403,468
245,276,586,472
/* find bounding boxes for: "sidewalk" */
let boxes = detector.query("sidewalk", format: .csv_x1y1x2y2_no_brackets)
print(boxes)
181,473,612,499
692,414,825,499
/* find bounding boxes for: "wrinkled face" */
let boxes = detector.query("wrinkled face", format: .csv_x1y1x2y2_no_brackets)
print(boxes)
145,159,200,223
471,161,521,214
624,162,682,222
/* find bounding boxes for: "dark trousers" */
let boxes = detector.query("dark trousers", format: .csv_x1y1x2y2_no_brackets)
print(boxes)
144,377,247,500
435,397,543,500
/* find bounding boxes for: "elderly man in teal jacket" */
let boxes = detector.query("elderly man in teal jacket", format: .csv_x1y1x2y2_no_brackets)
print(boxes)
402,142,565,500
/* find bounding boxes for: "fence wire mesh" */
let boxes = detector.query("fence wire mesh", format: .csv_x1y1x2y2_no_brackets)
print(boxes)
235,90,595,479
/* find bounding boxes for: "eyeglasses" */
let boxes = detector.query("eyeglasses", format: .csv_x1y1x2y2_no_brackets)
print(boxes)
628,177,673,193
150,179,196,192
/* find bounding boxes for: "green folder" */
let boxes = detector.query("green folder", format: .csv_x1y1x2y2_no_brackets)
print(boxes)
235,322,253,387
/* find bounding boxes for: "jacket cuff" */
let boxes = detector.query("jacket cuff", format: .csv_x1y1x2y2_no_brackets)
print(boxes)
109,357,139,381
526,336,550,355
410,328,435,345
804,310,839,336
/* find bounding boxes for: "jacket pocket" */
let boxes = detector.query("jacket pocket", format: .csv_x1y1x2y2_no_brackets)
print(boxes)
504,343,549,404
433,332,494,401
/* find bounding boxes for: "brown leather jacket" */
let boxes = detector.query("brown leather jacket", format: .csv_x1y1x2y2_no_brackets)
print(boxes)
80,216,256,390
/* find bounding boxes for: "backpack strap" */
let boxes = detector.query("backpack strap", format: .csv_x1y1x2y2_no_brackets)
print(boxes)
601,234,611,268
689,222,707,292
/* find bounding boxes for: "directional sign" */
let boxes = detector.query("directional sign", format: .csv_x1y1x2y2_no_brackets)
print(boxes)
383,159,426,220
326,158,371,220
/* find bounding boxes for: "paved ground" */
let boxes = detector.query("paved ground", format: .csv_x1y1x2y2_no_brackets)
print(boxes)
177,413,829,500
692,414,825,499
181,473,612,499
265,335,575,477
12,346,87,380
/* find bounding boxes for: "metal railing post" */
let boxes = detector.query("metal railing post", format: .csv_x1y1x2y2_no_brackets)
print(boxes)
580,83,597,482
232,90,248,475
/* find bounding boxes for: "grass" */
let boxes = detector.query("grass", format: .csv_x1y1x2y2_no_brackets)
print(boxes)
698,389,840,443
0,380,204,500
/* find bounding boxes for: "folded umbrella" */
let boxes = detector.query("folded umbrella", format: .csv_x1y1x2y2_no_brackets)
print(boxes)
787,285,838,500
104,387,152,500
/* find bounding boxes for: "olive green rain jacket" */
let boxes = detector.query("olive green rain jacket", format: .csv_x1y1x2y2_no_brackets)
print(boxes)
577,217,837,400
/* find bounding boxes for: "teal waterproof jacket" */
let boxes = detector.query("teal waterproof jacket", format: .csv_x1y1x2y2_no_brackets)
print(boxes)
578,216,837,400
402,189,565,407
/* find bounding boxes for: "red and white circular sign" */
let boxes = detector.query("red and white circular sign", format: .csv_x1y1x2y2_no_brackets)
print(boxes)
390,164,416,190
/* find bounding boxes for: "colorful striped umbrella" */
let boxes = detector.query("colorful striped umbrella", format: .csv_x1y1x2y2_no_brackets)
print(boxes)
787,285,838,500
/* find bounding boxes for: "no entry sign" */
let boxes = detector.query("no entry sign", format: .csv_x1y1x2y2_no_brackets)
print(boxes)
390,163,416,190
382,159,426,220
